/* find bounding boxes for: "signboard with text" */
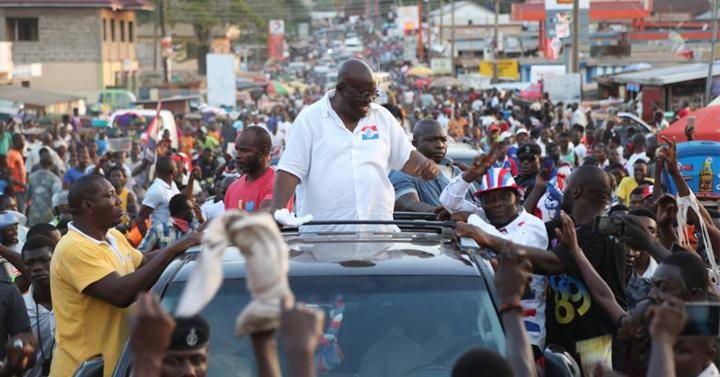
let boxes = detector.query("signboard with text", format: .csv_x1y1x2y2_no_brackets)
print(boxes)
479,59,519,80
544,73,581,102
268,19,285,61
396,5,419,31
431,58,452,75
206,54,236,108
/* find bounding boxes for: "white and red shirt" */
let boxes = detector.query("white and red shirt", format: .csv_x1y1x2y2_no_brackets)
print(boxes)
277,91,414,231
440,175,550,347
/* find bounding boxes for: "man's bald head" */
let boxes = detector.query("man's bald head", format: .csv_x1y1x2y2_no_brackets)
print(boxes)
563,165,612,212
413,119,444,142
68,174,107,213
237,126,271,155
337,58,374,85
156,156,176,177
333,59,378,121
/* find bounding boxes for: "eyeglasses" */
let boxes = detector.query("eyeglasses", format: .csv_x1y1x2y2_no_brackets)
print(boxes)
340,83,379,101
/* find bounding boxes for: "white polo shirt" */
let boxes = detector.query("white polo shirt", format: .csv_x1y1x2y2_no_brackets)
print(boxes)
142,178,180,226
278,91,414,231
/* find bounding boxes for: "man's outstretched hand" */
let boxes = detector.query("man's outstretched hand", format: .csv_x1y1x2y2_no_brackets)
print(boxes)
494,248,532,306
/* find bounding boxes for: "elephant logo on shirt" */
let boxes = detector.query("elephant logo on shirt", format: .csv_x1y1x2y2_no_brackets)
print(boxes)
361,125,379,140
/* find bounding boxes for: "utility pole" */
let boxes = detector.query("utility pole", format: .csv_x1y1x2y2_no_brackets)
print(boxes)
439,0,444,49
427,0,432,62
570,0,579,73
153,1,158,70
706,0,719,104
418,1,424,61
492,0,499,82
160,0,169,83
450,0,455,76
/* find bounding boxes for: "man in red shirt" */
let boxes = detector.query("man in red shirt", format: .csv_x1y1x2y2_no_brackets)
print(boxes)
677,100,691,119
225,127,291,212
7,134,27,212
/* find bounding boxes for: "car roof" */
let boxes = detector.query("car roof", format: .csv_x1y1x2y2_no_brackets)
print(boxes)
170,233,480,283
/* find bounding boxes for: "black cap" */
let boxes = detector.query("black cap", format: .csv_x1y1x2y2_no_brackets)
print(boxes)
517,143,541,158
169,315,210,351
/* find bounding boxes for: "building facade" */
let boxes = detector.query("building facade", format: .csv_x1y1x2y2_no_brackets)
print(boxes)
0,0,150,98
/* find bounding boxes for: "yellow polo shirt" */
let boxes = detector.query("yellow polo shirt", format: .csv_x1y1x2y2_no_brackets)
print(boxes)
616,176,654,206
49,224,143,377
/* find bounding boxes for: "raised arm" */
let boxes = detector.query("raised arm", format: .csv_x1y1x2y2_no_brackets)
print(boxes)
647,297,686,377
494,249,538,377
660,136,720,259
523,175,548,215
555,212,626,325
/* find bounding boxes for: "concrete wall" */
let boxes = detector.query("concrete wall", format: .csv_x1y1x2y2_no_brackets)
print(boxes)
12,62,102,99
5,8,102,63
2,7,139,95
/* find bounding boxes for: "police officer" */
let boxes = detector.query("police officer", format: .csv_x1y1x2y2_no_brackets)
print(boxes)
514,143,542,200
161,315,210,377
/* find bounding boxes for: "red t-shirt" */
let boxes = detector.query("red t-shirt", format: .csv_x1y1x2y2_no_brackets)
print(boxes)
7,149,26,193
224,168,292,212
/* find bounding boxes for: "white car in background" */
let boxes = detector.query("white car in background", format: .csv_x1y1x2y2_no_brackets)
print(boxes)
446,142,482,167
108,109,179,149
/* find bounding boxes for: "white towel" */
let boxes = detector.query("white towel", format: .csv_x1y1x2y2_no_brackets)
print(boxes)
175,211,292,337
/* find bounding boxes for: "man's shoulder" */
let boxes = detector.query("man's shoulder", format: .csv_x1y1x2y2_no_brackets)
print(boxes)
295,98,327,122
517,210,547,229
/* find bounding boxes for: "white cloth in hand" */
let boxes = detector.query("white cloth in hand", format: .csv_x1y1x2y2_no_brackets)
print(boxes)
273,208,313,227
175,211,292,337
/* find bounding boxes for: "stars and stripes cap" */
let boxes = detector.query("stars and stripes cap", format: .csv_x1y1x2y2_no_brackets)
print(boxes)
473,168,522,197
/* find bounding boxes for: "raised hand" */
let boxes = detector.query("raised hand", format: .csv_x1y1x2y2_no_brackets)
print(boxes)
554,211,580,253
494,248,532,306
279,296,325,355
130,293,176,357
648,296,686,343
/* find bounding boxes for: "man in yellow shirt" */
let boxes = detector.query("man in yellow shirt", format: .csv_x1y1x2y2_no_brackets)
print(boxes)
49,175,200,377
615,159,653,206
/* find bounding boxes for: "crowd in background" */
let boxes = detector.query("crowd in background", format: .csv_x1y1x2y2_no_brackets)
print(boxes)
0,47,715,377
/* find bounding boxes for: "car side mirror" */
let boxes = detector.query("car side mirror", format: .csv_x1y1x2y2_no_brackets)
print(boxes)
72,356,103,377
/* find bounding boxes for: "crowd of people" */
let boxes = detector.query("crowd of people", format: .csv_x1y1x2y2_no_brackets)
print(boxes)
0,53,715,377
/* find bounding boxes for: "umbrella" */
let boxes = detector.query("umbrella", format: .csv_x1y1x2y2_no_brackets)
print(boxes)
113,112,146,128
660,106,720,142
428,76,464,88
406,66,433,77
267,80,292,96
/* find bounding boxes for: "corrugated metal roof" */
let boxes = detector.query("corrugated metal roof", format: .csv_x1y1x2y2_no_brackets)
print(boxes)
0,86,83,107
0,0,151,10
598,61,720,86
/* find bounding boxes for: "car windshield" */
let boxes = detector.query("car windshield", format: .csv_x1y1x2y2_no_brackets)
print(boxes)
161,275,504,377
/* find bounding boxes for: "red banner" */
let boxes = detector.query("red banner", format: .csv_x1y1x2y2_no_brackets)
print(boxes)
268,20,285,61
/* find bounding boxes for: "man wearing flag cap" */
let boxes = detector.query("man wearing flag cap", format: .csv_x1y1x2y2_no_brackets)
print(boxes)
439,151,549,349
